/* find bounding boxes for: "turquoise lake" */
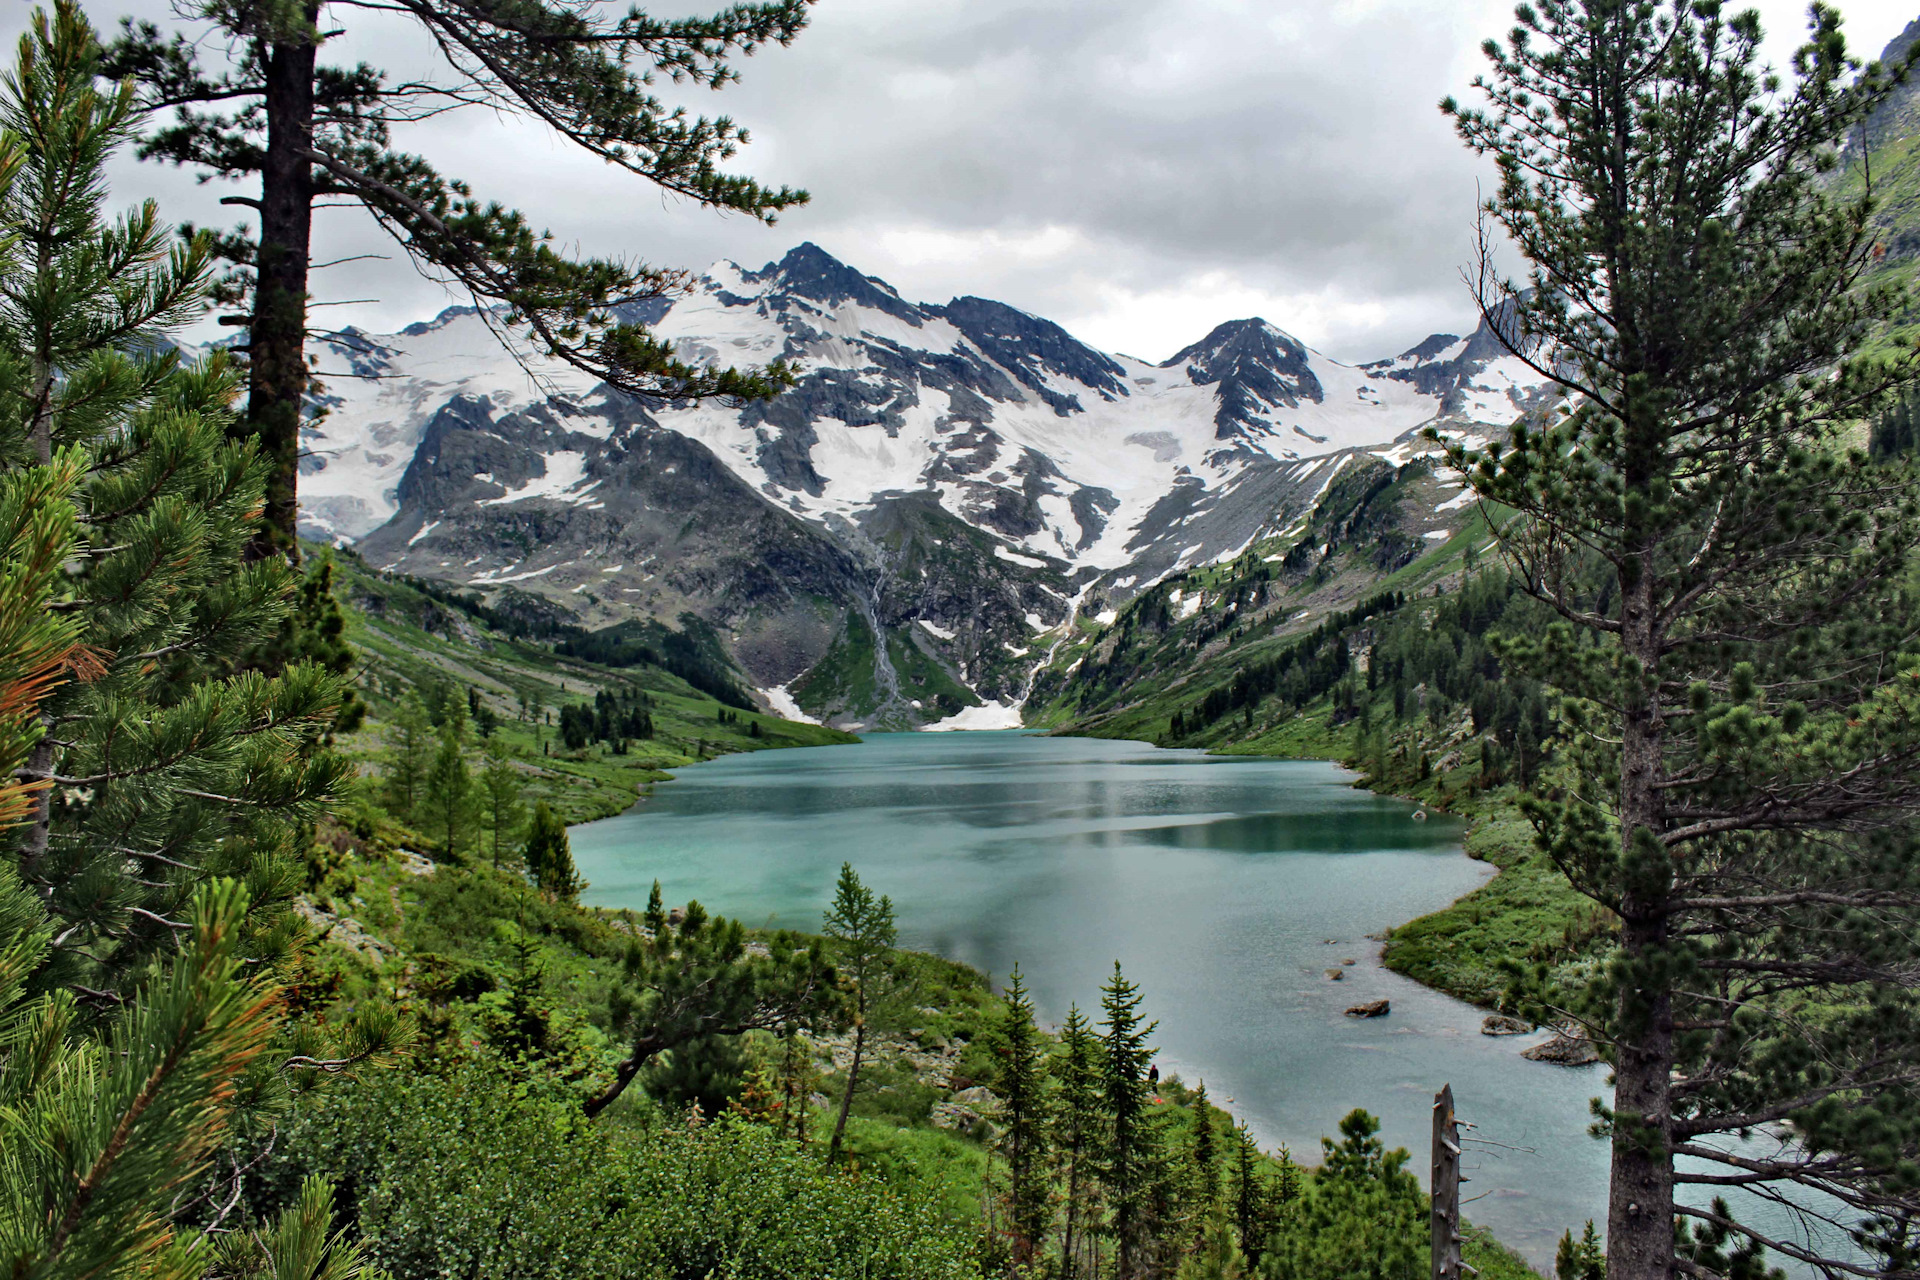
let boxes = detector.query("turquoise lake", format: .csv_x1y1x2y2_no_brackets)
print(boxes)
570,730,1611,1267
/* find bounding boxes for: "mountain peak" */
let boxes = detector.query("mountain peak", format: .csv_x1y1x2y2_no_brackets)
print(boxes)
1161,319,1325,440
748,242,921,322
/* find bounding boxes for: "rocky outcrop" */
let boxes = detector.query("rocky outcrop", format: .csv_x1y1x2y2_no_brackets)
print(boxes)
1481,1014,1533,1036
1523,1033,1602,1066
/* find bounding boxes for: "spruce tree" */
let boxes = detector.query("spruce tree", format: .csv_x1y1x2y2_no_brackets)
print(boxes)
2,1,348,1003
421,701,475,860
993,964,1053,1269
584,879,834,1118
1099,961,1162,1280
381,691,431,819
101,0,812,555
479,733,525,870
822,861,896,1163
1054,1002,1105,1280
1227,1122,1267,1263
1189,1079,1220,1215
522,801,579,901
1445,4,1920,1273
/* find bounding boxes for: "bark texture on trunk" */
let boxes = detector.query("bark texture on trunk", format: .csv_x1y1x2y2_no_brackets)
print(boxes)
828,1015,866,1162
246,26,317,560
1608,551,1676,1280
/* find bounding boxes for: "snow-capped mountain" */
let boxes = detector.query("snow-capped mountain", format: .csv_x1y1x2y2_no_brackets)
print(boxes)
314,243,1549,727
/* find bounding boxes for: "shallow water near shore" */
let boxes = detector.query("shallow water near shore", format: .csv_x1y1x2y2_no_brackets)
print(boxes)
571,730,1611,1268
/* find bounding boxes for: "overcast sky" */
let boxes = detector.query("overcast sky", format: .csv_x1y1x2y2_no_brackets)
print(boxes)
20,0,1920,363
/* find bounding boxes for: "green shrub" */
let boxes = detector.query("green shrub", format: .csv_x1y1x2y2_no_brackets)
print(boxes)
266,1064,979,1280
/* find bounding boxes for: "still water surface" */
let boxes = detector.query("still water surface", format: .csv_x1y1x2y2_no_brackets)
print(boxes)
570,731,1611,1267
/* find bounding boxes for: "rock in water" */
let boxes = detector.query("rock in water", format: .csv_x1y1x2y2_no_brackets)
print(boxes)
1344,999,1390,1018
1522,1033,1602,1066
1481,1014,1533,1036
1325,968,1345,980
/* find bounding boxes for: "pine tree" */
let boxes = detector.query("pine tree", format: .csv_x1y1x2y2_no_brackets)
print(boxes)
1054,1002,1105,1280
993,964,1052,1269
102,0,812,556
1099,961,1161,1280
1263,1110,1422,1280
522,801,580,901
2,1,349,1002
1556,1221,1606,1280
421,701,475,860
479,733,526,870
584,879,835,1118
823,861,897,1163
382,691,432,819
1445,4,1920,1272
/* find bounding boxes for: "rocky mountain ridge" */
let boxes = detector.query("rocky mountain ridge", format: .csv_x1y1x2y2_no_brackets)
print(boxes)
304,244,1550,728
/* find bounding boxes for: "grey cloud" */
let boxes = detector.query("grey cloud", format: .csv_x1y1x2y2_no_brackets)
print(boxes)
15,0,1920,362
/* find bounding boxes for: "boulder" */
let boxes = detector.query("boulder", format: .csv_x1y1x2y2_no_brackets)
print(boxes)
1523,1033,1602,1066
1344,999,1390,1018
1481,1015,1533,1036
1325,968,1345,981
951,1085,1003,1114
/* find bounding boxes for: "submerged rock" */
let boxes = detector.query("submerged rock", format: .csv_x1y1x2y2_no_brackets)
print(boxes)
1345,999,1390,1018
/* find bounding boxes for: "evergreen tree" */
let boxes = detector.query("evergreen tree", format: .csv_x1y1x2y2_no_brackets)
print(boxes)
1054,1002,1105,1280
822,861,897,1163
102,0,812,556
247,551,365,734
1189,1079,1220,1216
1262,1110,1422,1280
1556,1221,1606,1280
381,691,432,819
1099,961,1161,1280
1870,386,1920,460
1227,1122,1268,1263
584,879,835,1118
522,801,579,901
479,733,525,870
421,701,475,860
776,1023,818,1145
2,2,348,1002
1446,4,1920,1272
992,964,1052,1269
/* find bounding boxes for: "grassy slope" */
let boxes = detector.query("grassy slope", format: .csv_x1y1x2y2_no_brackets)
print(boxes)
328,548,857,825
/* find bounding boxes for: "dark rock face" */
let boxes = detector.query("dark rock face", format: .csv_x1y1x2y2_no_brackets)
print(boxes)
936,296,1128,408
748,242,924,325
1164,318,1325,440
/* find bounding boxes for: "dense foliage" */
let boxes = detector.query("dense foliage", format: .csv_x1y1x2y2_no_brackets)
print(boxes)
1446,1,1920,1274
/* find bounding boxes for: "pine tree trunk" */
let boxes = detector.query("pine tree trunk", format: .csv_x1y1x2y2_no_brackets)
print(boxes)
1607,545,1676,1280
1061,1152,1080,1280
20,243,58,870
247,22,318,561
828,1013,865,1162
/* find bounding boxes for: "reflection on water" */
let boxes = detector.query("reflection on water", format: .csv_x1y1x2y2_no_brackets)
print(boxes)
571,730,1610,1268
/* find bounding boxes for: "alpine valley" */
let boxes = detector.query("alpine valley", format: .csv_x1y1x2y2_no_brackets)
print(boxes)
310,242,1553,728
